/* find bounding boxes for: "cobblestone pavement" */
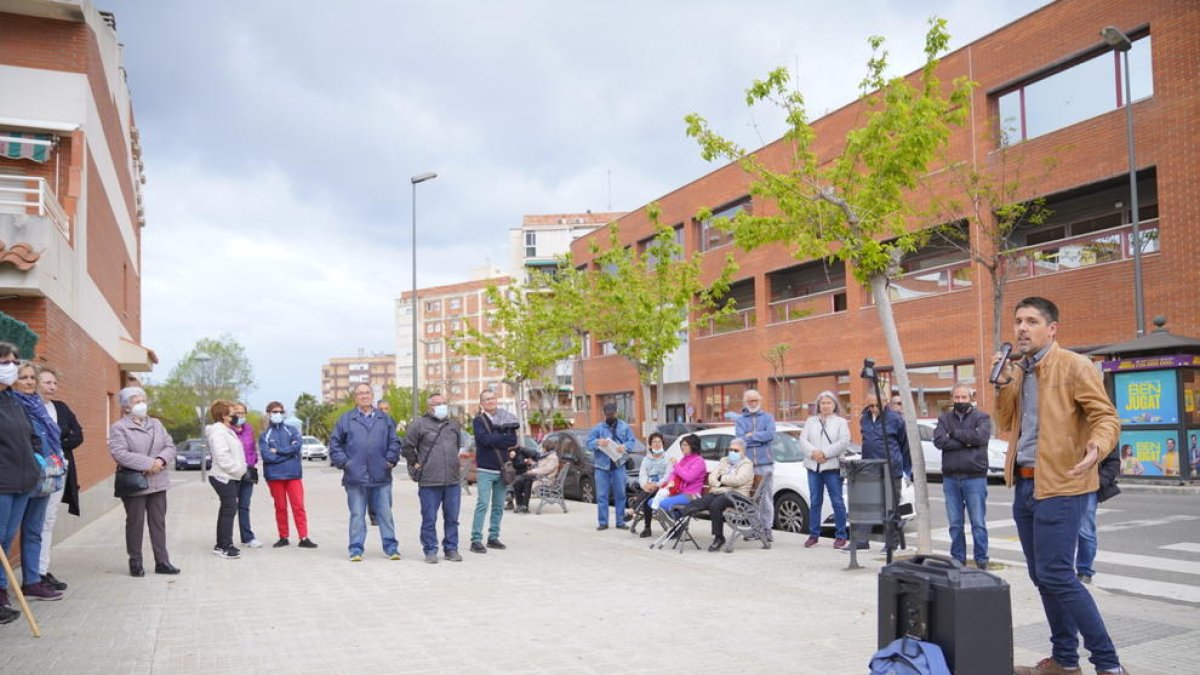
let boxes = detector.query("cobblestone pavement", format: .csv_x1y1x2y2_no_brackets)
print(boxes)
1,463,1195,674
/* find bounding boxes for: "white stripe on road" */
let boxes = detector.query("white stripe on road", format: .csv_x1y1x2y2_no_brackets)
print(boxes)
950,538,1200,577
1098,515,1199,534
1090,573,1200,604
1160,543,1200,553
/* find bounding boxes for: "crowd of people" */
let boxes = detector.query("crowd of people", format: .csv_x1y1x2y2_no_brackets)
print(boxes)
0,297,1141,672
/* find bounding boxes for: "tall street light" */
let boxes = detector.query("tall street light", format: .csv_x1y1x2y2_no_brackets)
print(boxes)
194,352,212,482
1101,25,1144,337
410,171,438,419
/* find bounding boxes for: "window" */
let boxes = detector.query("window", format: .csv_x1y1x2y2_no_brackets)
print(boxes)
581,332,591,358
699,198,749,251
451,362,463,374
424,300,441,313
427,342,443,355
448,298,461,311
601,392,635,421
600,341,617,356
877,362,975,417
525,231,537,258
425,323,437,334
451,319,462,331
997,33,1152,145
697,381,756,423
769,373,850,421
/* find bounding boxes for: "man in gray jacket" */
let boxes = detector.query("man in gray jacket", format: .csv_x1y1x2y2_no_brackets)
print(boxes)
402,393,464,564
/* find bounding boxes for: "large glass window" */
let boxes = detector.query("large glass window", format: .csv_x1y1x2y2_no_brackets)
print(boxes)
997,34,1152,145
769,372,851,421
525,231,537,257
698,380,756,423
600,392,635,421
699,198,749,252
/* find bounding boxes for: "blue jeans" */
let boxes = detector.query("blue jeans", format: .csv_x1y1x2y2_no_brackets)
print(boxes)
593,466,627,527
418,484,461,554
1076,491,1098,578
237,476,256,543
943,475,989,565
346,484,397,557
807,469,847,539
0,491,32,590
1013,477,1120,671
20,495,50,585
471,471,506,543
657,494,693,516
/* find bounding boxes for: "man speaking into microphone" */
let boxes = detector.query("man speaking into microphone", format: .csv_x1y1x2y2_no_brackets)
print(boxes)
994,297,1127,675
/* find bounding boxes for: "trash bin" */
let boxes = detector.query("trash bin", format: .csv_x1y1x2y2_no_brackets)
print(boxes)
878,554,1012,675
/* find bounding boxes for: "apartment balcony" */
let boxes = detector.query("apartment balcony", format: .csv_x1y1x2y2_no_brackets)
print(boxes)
0,176,74,298
769,288,847,324
695,307,755,339
1005,221,1158,280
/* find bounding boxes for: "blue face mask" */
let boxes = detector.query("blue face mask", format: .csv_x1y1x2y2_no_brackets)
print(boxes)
728,451,742,463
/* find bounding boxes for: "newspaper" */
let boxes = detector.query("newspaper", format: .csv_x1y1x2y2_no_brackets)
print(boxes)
597,437,626,464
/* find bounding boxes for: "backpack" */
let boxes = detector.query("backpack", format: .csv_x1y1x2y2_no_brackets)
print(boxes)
868,637,951,675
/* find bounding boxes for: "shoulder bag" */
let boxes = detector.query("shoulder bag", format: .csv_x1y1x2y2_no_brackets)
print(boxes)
113,466,149,498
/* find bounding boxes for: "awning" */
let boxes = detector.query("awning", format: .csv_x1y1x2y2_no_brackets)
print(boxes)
117,337,159,371
0,132,54,163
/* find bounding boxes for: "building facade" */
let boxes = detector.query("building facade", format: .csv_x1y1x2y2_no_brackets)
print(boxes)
508,211,624,285
0,1,155,533
571,0,1199,437
320,352,396,404
397,276,516,418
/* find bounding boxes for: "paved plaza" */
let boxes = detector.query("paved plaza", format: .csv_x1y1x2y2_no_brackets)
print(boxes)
2,463,1197,674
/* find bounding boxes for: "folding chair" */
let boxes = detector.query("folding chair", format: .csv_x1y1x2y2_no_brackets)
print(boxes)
649,503,701,553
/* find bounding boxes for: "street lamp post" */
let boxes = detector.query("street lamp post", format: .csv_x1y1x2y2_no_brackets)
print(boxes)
194,352,212,482
1101,25,1144,337
410,171,438,419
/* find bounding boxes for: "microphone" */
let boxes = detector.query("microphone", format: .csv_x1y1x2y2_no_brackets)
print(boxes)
989,342,1014,385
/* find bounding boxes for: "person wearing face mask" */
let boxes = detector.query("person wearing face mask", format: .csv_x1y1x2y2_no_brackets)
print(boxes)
932,382,995,569
0,345,39,624
678,437,755,552
510,439,559,514
330,383,403,562
586,402,638,531
230,402,261,549
401,393,464,564
734,389,776,540
258,401,316,549
798,391,851,549
205,400,249,560
631,432,672,538
108,386,179,577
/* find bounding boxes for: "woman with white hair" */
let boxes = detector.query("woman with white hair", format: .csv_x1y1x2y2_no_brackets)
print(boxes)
798,391,850,549
108,386,179,577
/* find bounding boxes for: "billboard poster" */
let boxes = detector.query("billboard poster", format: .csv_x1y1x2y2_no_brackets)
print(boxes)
1114,370,1178,425
1189,428,1200,478
1118,430,1181,477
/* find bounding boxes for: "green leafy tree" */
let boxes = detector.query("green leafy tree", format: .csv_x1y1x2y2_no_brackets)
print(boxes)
452,276,580,436
685,18,973,553
293,392,335,440
379,385,432,431
572,205,735,434
146,335,256,442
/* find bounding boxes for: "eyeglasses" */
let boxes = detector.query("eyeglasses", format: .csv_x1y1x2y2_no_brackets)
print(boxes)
268,410,284,414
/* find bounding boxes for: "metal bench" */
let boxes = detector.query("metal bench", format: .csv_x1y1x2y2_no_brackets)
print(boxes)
534,459,571,514
722,481,772,552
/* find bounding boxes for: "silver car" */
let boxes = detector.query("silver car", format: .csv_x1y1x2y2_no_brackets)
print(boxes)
300,435,329,461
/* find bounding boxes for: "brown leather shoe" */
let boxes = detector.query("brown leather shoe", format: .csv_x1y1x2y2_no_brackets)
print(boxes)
1013,658,1082,675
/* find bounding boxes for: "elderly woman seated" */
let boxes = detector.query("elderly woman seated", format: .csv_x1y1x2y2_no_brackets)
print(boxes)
676,438,754,552
510,441,559,514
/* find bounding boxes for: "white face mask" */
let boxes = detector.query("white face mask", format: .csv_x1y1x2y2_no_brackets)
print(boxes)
433,404,448,420
0,362,17,386
131,402,149,419
269,412,284,425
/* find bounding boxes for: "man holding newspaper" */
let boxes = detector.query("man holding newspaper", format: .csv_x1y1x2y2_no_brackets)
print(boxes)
586,403,637,531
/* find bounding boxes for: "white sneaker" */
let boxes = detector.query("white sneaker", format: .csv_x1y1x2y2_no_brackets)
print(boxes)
246,539,263,549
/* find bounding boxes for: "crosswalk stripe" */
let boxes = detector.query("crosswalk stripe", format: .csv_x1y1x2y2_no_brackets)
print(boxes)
1090,573,1200,604
1160,543,1200,553
1098,514,1199,533
934,538,1200,576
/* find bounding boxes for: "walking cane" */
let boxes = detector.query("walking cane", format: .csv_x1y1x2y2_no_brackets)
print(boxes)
0,544,40,637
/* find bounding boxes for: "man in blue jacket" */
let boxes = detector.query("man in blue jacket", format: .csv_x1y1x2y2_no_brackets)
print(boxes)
586,403,636,530
852,393,912,552
734,389,776,538
329,383,402,562
932,383,993,569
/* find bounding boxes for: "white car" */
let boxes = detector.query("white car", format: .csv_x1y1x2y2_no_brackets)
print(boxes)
664,425,915,534
915,419,1007,479
300,435,329,461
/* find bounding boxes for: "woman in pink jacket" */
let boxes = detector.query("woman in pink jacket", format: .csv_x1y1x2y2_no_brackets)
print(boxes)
655,434,707,516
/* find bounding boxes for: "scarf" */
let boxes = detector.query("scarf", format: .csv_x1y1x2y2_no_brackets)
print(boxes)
12,390,62,456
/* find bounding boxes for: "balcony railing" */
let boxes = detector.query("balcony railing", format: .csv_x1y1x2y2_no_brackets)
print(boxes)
695,307,755,338
865,260,973,304
0,176,69,239
768,288,847,324
1005,221,1158,280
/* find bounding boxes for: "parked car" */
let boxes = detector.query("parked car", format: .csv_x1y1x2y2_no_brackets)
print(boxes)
654,422,713,449
915,418,1007,480
664,424,916,534
541,429,646,504
174,438,211,471
301,435,329,461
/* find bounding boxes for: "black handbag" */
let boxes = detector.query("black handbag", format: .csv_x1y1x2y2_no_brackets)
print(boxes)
113,466,149,498
245,465,259,484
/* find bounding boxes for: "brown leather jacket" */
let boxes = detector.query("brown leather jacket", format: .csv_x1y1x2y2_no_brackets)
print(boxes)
995,341,1120,499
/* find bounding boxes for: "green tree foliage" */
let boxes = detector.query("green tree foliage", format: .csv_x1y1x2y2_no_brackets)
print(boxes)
294,392,336,440
146,335,256,442
570,204,735,432
684,18,973,553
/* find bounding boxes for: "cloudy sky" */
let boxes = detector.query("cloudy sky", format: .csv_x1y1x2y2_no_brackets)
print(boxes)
106,0,1049,409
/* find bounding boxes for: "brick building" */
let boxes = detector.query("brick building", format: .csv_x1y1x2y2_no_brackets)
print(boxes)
396,276,517,418
508,211,625,284
320,352,396,404
571,0,1199,435
0,1,154,534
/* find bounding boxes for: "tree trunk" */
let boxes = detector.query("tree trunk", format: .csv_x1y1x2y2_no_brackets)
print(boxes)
991,267,1005,354
641,380,654,439
656,365,669,433
869,272,932,554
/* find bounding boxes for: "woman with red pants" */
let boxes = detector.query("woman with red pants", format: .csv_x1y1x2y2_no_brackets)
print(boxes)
258,402,317,549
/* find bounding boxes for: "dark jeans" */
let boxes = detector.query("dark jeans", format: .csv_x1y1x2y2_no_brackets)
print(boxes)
237,475,256,543
418,484,461,554
209,477,240,550
807,468,848,539
1013,477,1120,671
512,473,538,507
682,492,738,537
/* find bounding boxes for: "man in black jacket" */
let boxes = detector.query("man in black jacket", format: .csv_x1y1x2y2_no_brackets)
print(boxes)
1076,449,1121,584
932,383,995,569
